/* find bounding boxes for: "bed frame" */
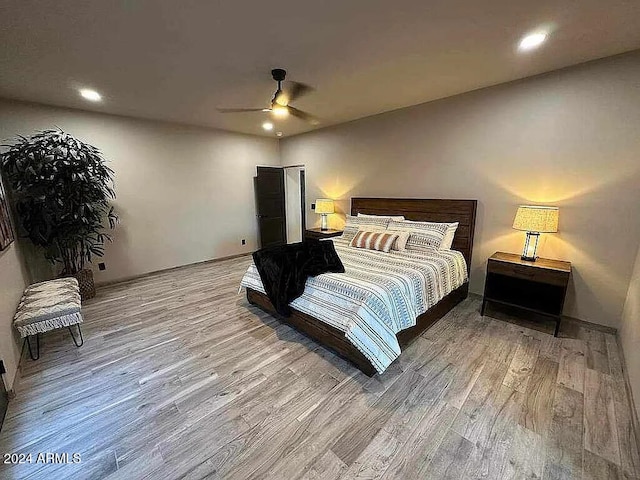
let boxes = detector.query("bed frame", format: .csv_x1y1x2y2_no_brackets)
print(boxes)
247,197,478,376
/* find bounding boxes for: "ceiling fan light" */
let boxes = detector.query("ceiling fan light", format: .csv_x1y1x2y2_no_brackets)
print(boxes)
272,104,289,117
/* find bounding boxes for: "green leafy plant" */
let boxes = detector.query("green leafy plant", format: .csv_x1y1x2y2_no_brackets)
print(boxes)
1,128,118,274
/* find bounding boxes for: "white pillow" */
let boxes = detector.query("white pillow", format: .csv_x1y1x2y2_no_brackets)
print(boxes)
357,224,386,232
440,222,459,250
358,213,405,221
388,220,449,250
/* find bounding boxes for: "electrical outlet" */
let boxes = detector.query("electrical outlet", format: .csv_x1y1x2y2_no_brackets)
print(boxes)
241,239,246,245
98,262,106,271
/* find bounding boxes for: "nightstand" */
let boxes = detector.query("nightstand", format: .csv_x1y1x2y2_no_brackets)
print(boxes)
481,252,571,336
305,228,343,241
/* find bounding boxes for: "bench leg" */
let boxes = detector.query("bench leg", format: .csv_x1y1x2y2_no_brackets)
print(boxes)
68,324,84,347
24,335,40,361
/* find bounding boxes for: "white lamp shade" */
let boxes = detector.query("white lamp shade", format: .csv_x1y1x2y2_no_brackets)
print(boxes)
315,199,335,214
513,205,559,233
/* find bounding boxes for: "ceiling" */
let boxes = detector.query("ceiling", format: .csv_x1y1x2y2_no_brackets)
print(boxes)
1,1,639,138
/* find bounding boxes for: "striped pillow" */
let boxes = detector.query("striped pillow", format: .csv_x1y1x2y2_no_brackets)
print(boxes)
357,213,406,221
388,220,448,250
386,230,411,251
353,226,408,250
350,230,399,253
440,222,459,250
342,215,391,243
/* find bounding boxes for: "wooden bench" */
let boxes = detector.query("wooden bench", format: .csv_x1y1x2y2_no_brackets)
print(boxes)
13,278,84,360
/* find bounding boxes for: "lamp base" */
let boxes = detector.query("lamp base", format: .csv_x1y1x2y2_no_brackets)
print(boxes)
320,214,328,231
521,231,540,262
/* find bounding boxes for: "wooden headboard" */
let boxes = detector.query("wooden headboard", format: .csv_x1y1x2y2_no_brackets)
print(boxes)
351,198,478,269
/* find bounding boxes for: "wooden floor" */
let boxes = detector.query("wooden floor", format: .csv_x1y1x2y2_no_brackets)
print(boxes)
1,255,639,480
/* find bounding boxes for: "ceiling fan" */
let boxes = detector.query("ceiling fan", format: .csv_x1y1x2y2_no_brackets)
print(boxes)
217,68,319,125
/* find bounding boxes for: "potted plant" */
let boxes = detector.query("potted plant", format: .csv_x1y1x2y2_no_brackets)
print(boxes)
1,129,118,299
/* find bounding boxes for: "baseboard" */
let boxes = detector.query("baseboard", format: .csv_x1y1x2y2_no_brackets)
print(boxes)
1,374,16,400
560,315,617,335
95,252,253,288
615,333,640,456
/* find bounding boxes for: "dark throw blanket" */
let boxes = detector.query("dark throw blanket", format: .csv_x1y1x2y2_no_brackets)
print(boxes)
252,239,345,316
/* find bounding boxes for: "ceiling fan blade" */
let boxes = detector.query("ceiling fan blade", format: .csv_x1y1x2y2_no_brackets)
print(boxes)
274,81,313,106
287,81,313,103
287,106,320,125
217,108,269,113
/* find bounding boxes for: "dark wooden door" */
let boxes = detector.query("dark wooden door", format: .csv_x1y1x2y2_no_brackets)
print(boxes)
0,367,8,430
255,166,287,248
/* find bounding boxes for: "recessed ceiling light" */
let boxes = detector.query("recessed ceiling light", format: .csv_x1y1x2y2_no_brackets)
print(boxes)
518,32,548,52
262,122,274,131
79,88,102,102
276,131,283,137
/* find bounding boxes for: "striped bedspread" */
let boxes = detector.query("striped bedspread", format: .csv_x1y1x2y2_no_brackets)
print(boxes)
240,237,468,373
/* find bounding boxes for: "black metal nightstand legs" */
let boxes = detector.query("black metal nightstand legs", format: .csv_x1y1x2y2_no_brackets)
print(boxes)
553,317,561,337
482,297,562,337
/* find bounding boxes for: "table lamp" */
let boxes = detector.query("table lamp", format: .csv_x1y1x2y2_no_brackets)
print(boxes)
512,205,559,261
315,198,334,231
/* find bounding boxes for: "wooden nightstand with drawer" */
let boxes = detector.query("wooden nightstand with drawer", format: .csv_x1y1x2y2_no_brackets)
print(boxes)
481,251,571,336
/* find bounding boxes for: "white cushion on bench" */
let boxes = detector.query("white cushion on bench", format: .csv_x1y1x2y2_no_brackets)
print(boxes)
14,278,83,337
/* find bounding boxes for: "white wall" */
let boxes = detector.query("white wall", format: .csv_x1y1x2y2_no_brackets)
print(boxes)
0,242,29,390
1,52,639,338
620,243,640,423
285,167,304,243
280,51,640,328
0,100,280,283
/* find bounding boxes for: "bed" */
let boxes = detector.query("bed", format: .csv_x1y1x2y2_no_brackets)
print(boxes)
241,197,477,376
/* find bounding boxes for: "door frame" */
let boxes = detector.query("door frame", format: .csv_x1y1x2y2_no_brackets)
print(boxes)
299,169,306,240
282,165,306,244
